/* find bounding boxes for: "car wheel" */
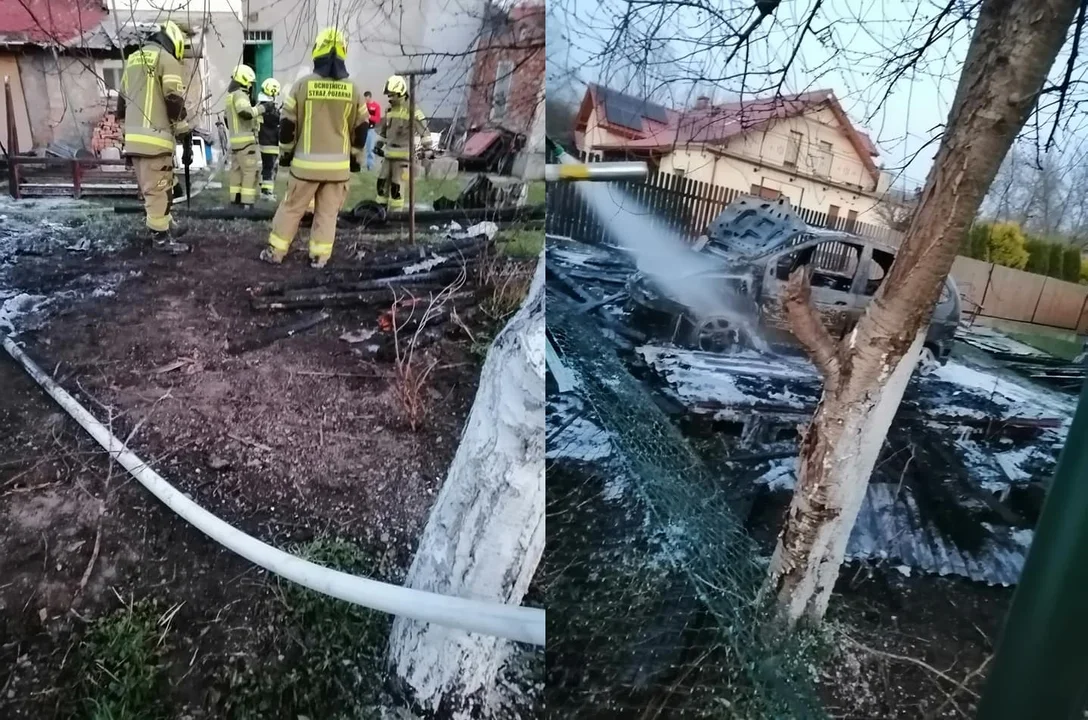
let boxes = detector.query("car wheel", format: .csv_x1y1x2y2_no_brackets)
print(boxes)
916,346,939,376
690,316,750,354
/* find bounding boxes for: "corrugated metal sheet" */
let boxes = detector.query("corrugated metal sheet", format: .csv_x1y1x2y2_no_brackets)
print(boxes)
755,463,1033,586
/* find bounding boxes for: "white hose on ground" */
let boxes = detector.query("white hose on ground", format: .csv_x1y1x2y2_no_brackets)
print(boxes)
2,335,545,646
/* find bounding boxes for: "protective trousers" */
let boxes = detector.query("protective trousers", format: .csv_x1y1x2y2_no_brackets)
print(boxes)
260,151,277,194
375,157,408,211
267,176,349,263
132,155,175,232
229,145,260,205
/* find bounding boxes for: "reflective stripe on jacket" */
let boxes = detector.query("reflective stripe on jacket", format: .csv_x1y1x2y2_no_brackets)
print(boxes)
378,99,431,160
226,89,259,150
121,44,189,157
280,74,368,182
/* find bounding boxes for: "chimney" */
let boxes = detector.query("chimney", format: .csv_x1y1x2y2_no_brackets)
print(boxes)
695,96,710,110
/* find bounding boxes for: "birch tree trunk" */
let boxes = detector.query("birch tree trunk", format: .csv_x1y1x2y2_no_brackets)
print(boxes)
769,0,1080,627
387,254,545,717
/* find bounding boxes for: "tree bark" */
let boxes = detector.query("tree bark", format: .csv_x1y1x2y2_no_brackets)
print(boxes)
770,0,1080,627
387,255,545,717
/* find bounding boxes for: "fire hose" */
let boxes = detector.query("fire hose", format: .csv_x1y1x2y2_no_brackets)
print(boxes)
1,335,545,646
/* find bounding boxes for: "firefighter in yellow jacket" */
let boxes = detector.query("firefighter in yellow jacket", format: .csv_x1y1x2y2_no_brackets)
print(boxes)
117,20,192,254
261,27,368,268
225,64,264,206
374,75,433,211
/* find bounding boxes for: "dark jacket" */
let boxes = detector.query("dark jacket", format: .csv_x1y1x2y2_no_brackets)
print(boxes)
257,101,280,148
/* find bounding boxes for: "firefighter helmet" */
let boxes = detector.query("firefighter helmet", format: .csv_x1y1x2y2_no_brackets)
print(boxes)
312,27,347,61
159,20,186,61
232,65,256,88
261,77,281,97
384,75,408,97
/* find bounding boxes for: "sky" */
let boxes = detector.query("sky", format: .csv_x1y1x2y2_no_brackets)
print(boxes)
546,0,1087,193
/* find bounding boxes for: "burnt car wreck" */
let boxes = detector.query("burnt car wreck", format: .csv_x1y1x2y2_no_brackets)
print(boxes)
625,196,961,364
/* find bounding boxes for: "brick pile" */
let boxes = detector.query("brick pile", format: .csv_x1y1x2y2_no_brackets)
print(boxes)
91,112,123,154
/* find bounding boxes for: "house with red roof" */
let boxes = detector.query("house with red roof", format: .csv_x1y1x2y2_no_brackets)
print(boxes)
574,84,895,229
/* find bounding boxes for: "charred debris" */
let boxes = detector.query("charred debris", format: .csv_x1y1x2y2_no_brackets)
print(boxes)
546,232,1074,588
236,226,522,361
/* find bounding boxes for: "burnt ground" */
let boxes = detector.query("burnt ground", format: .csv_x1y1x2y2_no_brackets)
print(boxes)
0,209,541,719
820,567,1008,720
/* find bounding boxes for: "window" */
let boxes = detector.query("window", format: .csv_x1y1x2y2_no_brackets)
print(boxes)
784,130,802,168
813,140,833,177
244,30,273,42
846,209,858,233
97,59,124,98
864,249,895,295
751,183,781,200
491,60,514,121
775,241,863,293
827,204,840,228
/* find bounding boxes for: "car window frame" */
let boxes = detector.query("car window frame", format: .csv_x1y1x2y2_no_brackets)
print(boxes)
764,237,869,298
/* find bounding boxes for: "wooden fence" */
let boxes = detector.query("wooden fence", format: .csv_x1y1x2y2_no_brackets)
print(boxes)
951,256,1088,332
546,170,906,247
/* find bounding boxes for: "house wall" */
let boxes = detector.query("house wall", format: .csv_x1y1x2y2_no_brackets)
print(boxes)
17,52,105,149
0,53,33,152
123,0,486,137
724,109,875,191
658,146,888,227
464,5,544,141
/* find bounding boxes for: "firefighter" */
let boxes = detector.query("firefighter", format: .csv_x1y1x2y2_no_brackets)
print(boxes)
261,27,368,268
257,77,281,200
117,19,192,254
225,64,264,207
374,74,433,212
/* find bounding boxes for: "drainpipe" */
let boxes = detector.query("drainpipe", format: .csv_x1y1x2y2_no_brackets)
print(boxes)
976,376,1088,718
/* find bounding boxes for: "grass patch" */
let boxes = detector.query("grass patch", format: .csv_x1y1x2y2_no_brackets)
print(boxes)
78,597,178,720
498,227,544,259
526,180,545,205
196,169,542,211
222,537,389,720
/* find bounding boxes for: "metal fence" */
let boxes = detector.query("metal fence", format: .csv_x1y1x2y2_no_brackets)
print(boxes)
546,170,905,247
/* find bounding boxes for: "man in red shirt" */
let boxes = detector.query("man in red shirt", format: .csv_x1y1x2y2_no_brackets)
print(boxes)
364,91,381,170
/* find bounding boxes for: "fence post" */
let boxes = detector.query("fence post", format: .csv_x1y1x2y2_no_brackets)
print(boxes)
1030,277,1047,325
71,160,82,199
976,375,1088,719
5,76,19,199
979,263,995,317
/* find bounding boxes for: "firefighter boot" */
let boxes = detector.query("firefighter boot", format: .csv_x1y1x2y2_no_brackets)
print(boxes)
259,248,286,264
151,227,190,255
389,181,404,212
375,178,388,207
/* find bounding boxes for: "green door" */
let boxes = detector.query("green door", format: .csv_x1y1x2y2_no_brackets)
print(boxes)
252,42,273,92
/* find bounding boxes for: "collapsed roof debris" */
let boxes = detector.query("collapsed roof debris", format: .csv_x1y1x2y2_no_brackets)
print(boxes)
546,233,1070,588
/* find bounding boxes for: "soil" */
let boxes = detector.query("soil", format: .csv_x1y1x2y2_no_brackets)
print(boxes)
820,568,1009,719
0,213,536,718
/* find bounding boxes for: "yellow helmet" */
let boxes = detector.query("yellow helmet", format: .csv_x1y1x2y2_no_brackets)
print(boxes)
384,75,408,97
261,77,281,97
312,27,347,61
160,20,186,61
232,65,256,88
